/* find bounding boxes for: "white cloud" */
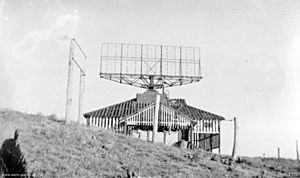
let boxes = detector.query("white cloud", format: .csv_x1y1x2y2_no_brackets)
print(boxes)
12,10,80,57
49,10,80,48
12,30,47,58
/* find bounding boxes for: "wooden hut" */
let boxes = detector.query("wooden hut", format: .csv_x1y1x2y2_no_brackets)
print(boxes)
84,90,224,151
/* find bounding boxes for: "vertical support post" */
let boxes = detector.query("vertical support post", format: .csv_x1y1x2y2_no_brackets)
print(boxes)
188,126,193,149
65,39,74,123
160,45,163,77
100,43,103,74
277,147,280,159
120,44,123,83
232,117,237,160
178,131,182,141
219,120,221,154
77,71,85,124
152,94,160,143
263,153,265,159
124,122,127,135
296,140,299,162
179,46,182,83
163,131,167,145
140,44,143,75
147,130,150,142
87,118,90,126
198,47,201,77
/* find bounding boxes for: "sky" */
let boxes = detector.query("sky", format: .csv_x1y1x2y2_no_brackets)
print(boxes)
0,0,300,159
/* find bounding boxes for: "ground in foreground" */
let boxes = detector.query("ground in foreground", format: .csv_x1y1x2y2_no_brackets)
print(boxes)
0,109,299,177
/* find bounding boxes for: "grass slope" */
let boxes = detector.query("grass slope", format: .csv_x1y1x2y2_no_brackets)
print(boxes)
0,109,299,178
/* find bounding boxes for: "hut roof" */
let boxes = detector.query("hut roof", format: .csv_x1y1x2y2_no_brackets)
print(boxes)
84,98,224,121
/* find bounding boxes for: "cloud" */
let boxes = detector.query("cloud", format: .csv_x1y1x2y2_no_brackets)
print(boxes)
12,30,47,58
49,10,80,48
12,10,80,58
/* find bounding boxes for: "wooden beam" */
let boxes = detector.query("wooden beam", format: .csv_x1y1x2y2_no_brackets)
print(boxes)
219,120,221,154
147,130,150,142
65,39,74,123
124,122,127,135
77,71,85,124
178,130,182,141
232,117,237,160
152,94,160,143
297,140,299,162
163,131,167,145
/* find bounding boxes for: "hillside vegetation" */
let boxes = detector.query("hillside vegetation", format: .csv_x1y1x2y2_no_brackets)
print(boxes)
0,109,299,177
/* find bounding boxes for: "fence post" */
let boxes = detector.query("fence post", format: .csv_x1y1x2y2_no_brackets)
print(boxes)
231,117,238,160
65,39,74,123
296,140,299,162
277,147,280,159
178,130,182,141
163,131,167,145
147,130,151,142
152,94,160,143
124,122,127,135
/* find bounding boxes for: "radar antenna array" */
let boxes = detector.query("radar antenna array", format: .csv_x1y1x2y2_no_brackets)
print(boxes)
100,43,202,89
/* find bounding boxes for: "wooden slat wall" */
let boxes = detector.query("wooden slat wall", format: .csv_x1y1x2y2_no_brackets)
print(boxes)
123,104,191,128
89,116,120,131
193,120,220,134
192,133,220,151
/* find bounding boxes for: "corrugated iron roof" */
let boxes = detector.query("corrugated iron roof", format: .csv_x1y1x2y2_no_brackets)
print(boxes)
84,98,151,119
84,98,224,121
169,99,225,120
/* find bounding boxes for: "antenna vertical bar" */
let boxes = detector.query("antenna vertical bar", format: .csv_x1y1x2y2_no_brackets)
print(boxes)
120,44,123,83
160,45,163,77
100,44,103,74
198,48,201,77
140,44,143,76
179,46,182,82
65,39,74,123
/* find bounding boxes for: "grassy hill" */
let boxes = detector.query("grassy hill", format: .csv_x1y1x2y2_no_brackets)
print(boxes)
0,109,299,177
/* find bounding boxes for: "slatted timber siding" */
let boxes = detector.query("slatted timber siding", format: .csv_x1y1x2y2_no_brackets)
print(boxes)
193,120,220,134
121,103,192,128
84,98,225,133
126,104,156,125
192,133,220,151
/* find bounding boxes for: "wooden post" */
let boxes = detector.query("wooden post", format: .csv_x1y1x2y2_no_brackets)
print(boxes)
296,140,299,162
65,39,75,123
152,94,160,143
147,130,150,142
124,122,127,135
277,147,280,159
219,120,221,154
163,131,167,145
188,127,192,149
178,130,182,141
231,117,237,160
77,71,85,124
